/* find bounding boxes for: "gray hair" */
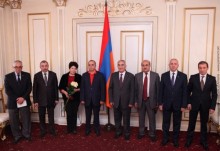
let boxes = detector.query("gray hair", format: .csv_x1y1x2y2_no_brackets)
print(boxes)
13,60,23,67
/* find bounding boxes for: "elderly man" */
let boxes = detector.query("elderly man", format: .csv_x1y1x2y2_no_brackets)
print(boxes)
109,60,134,140
135,60,160,141
5,60,32,143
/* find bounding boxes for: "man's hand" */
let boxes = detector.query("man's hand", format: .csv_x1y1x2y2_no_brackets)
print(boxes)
153,106,159,113
209,109,215,114
128,104,133,108
181,108,185,112
110,102,114,106
81,101,85,105
16,97,24,104
134,102,138,108
187,104,192,110
159,105,163,111
100,101,104,105
34,103,38,109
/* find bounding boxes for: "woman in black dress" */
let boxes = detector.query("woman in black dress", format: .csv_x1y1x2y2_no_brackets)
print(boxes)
59,62,81,134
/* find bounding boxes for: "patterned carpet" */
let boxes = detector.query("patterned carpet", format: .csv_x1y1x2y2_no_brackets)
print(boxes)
0,123,220,151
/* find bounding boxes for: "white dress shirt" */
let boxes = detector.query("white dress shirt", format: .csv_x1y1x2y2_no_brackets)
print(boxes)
42,71,49,79
15,72,21,81
170,70,178,84
119,71,126,82
200,74,207,84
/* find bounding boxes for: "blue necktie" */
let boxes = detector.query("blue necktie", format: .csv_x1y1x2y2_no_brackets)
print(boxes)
171,72,175,86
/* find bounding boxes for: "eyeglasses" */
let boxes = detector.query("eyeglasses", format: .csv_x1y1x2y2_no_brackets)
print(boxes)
14,66,22,69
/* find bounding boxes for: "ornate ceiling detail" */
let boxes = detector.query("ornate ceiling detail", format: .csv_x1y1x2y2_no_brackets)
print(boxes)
78,0,152,17
9,0,22,9
165,0,177,2
0,0,7,8
53,0,67,7
0,0,22,9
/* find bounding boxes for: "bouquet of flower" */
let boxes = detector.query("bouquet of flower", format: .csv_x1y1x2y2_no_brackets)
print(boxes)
64,81,78,110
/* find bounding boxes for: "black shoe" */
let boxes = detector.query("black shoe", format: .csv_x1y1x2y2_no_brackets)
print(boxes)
124,135,130,140
185,140,192,148
25,137,31,142
95,130,100,136
173,141,179,148
114,133,122,139
200,142,208,150
13,137,22,144
66,131,72,134
137,134,144,140
72,130,77,134
40,133,45,138
50,131,57,136
161,139,169,146
85,130,90,136
150,136,156,142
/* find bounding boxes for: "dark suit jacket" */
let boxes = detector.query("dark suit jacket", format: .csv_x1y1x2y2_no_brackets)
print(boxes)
80,71,105,106
135,71,160,109
109,71,134,109
33,71,58,107
188,74,217,111
159,71,187,110
4,71,32,109
58,73,81,103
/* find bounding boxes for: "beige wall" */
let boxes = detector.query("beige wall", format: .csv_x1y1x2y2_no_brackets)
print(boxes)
0,0,220,131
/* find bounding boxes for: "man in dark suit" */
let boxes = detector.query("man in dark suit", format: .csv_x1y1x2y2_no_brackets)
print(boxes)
135,60,160,141
185,61,217,150
33,60,59,138
4,60,32,143
109,60,134,140
80,60,105,136
159,58,187,147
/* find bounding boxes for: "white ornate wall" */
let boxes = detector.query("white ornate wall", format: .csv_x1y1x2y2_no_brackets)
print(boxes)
0,0,220,132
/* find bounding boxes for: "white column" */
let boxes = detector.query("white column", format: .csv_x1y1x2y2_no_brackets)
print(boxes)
57,6,66,77
12,9,22,60
53,0,68,125
165,0,176,69
0,7,6,87
217,46,220,124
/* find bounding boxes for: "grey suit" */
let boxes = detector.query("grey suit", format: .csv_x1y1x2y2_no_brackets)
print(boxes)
135,71,160,137
109,71,134,136
4,71,32,141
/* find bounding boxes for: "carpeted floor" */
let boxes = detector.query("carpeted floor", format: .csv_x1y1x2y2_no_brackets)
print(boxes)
0,123,220,151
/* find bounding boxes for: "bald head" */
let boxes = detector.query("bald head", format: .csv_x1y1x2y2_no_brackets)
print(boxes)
141,60,151,73
88,60,96,72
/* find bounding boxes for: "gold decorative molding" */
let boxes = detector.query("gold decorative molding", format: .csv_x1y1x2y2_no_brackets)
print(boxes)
0,0,6,8
9,0,22,9
78,0,152,17
0,0,22,9
165,0,177,2
53,0,67,7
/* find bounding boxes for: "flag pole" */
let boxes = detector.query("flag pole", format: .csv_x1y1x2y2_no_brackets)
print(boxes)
103,0,114,131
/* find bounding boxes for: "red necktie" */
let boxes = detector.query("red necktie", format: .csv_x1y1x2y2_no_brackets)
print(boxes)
143,73,148,100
